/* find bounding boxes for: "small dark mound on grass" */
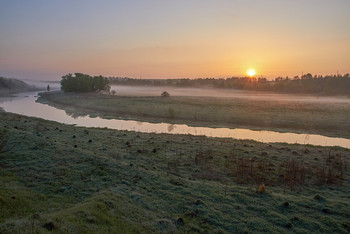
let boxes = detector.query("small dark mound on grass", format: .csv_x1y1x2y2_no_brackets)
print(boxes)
201,218,211,224
42,222,55,231
157,219,176,232
322,208,331,214
285,223,292,229
314,194,325,201
86,216,96,224
282,202,290,208
193,199,204,205
169,178,184,186
342,223,350,232
185,211,197,218
176,217,185,226
104,200,115,209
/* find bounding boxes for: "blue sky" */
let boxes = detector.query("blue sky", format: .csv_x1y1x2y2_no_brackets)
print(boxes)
1,0,349,80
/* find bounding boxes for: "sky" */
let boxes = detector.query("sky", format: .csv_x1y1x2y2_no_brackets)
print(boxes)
1,0,349,80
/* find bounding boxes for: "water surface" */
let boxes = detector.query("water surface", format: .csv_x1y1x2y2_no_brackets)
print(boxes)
1,92,350,149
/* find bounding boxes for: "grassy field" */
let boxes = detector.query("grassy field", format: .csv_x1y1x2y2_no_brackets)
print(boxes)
0,111,349,233
38,91,350,139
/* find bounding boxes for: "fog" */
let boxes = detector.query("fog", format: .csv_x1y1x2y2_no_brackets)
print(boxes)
23,80,61,91
110,85,350,104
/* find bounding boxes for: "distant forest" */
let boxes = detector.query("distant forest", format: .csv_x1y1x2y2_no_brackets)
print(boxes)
109,73,350,95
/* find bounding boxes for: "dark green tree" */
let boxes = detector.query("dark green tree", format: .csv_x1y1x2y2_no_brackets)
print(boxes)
60,73,110,92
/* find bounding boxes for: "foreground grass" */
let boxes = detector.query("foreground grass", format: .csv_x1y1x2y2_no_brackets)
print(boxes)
38,91,350,138
0,111,349,233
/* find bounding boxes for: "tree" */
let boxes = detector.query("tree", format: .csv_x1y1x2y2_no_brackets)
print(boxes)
60,73,110,92
301,73,313,79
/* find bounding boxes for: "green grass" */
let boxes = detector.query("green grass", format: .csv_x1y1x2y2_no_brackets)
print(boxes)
38,91,350,138
0,111,349,233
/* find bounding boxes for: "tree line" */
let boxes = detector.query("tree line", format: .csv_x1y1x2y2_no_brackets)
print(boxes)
59,73,350,95
108,73,350,95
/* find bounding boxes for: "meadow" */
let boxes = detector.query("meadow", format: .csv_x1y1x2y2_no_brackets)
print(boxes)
38,91,350,139
0,110,349,233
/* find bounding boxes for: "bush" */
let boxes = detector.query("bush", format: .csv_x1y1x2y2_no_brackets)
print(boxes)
161,91,170,97
61,73,110,92
257,184,266,193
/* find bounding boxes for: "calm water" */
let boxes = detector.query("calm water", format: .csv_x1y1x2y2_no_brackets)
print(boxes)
1,92,350,149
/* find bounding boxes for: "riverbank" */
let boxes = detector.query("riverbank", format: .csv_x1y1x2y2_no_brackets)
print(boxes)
38,91,350,139
0,111,349,232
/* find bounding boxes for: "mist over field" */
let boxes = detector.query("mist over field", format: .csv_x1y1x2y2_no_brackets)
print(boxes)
110,85,350,104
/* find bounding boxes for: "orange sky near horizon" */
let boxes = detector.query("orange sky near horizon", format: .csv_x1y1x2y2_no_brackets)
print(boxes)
1,1,349,80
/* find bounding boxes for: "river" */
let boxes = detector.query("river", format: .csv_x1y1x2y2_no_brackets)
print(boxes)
1,91,350,149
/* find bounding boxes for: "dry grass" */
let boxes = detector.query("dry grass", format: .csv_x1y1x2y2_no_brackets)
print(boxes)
0,111,349,233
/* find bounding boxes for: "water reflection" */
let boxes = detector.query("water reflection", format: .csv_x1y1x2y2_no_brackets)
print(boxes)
1,92,350,149
64,109,89,119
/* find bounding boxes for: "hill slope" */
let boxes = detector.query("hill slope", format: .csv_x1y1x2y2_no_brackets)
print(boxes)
0,77,36,95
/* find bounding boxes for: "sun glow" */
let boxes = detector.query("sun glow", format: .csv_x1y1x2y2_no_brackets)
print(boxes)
247,69,256,77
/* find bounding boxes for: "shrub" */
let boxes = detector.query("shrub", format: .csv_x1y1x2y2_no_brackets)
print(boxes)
161,91,170,97
257,183,266,193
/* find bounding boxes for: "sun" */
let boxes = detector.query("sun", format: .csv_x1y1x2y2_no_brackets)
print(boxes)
247,69,256,77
